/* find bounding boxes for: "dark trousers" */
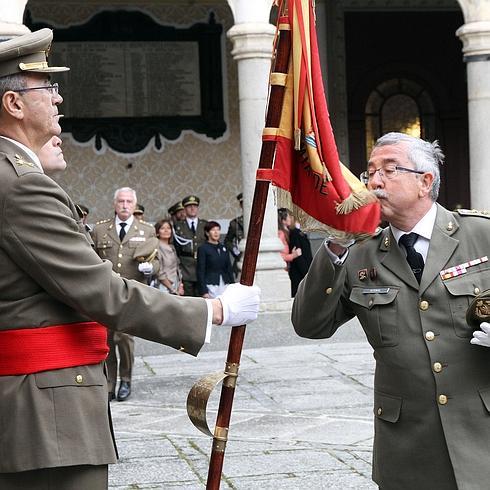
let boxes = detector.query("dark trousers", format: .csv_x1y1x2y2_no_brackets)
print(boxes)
183,280,199,297
106,330,134,393
0,464,108,490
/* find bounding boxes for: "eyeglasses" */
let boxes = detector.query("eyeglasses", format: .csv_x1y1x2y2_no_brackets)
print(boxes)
360,165,425,184
16,83,59,96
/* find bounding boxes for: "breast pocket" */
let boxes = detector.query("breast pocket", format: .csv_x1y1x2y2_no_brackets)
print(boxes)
350,286,400,347
442,268,490,337
96,240,113,257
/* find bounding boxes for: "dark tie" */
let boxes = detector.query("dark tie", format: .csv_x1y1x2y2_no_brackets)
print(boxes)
191,221,196,234
399,233,424,283
119,222,127,241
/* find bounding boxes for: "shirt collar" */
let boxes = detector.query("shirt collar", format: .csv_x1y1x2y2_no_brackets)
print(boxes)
186,217,197,227
115,215,134,228
391,202,437,243
0,136,43,172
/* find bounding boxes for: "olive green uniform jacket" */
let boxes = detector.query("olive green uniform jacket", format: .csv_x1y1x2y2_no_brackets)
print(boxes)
91,218,159,282
292,204,490,490
174,218,207,282
0,139,208,473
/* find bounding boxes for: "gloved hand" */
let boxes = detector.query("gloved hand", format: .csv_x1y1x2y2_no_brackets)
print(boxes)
470,322,490,347
138,262,153,275
218,283,261,326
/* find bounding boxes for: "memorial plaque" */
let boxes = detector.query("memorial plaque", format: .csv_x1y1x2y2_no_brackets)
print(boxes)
26,10,226,153
52,41,201,118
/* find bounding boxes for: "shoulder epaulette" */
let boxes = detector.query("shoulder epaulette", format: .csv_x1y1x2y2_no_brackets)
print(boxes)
4,153,41,177
139,220,154,228
456,209,490,219
95,218,111,225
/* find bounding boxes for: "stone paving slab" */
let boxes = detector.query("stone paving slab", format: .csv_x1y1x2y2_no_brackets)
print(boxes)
109,338,377,489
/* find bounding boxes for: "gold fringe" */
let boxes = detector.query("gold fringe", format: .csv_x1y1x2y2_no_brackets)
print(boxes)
275,187,375,243
335,188,378,215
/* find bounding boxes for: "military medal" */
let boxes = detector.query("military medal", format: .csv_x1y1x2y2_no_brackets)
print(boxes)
440,256,488,280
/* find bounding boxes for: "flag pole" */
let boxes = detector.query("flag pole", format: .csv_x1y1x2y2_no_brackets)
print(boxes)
205,4,291,488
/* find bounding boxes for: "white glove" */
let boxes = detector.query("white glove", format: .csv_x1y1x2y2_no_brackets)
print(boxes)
470,322,490,347
218,283,261,326
138,262,153,275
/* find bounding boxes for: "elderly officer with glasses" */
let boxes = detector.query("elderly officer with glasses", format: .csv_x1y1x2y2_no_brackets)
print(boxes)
293,132,490,490
0,29,260,489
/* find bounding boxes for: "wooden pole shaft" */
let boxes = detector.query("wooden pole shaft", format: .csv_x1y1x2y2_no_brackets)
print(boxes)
206,12,291,489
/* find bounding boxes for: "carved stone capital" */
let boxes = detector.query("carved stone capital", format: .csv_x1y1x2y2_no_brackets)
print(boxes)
457,21,490,59
227,23,275,61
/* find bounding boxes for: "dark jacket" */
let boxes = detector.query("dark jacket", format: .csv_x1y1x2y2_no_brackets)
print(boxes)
288,227,313,296
196,241,234,295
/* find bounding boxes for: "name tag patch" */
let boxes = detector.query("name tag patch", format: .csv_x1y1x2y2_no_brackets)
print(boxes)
362,287,390,294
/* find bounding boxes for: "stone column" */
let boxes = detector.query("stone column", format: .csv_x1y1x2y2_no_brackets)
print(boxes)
227,0,292,311
0,0,29,40
456,0,490,209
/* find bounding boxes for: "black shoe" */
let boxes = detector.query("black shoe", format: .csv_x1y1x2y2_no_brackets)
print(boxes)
117,381,131,401
108,391,116,402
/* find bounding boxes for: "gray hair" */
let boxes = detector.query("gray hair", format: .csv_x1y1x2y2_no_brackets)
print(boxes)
374,132,444,201
0,74,28,115
0,74,28,97
113,187,137,203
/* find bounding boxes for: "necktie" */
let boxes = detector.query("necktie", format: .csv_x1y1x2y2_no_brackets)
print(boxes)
119,222,127,241
191,221,196,234
399,233,424,283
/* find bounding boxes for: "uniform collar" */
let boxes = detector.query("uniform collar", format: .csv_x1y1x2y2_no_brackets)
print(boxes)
0,135,43,172
390,202,437,244
116,215,134,228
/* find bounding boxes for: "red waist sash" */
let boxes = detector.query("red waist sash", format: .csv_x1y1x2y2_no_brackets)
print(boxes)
0,322,109,376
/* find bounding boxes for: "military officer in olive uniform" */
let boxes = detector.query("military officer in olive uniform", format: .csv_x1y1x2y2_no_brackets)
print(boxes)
168,200,186,224
224,192,244,279
92,187,159,402
293,132,490,490
0,29,260,490
174,195,208,296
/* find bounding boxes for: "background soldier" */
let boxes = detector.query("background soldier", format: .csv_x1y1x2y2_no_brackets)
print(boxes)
224,192,244,279
92,187,158,402
133,203,145,221
168,201,185,224
174,195,208,296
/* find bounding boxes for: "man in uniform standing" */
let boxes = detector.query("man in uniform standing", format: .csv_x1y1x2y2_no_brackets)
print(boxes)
92,187,158,401
174,195,208,296
293,132,490,490
168,201,186,224
225,192,244,280
0,29,260,489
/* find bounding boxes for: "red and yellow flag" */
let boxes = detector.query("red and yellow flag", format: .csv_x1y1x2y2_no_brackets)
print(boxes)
269,0,380,239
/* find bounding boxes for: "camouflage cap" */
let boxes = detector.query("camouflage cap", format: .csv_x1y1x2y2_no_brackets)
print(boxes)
182,195,200,207
0,28,69,78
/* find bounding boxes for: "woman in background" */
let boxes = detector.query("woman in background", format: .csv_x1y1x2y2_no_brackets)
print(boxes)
277,207,302,270
154,218,183,295
197,221,234,298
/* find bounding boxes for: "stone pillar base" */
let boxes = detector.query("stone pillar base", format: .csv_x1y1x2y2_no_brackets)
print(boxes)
255,269,292,313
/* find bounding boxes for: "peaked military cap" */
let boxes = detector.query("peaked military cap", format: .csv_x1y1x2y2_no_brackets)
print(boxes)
134,203,145,215
182,195,200,207
0,28,69,79
168,201,184,215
